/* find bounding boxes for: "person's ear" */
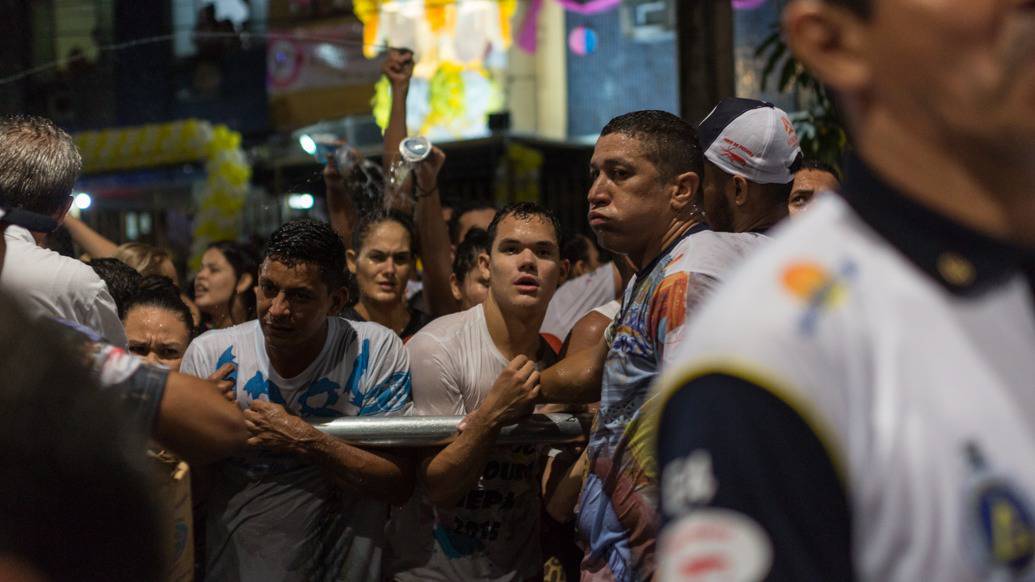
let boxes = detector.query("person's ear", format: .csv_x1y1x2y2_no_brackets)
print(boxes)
560,258,571,283
449,273,463,302
327,285,349,315
783,0,872,95
732,176,750,207
346,249,358,274
477,251,490,276
670,170,700,213
573,259,587,278
235,273,254,294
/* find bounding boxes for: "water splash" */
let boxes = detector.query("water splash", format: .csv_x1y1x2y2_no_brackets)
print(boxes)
384,157,413,210
382,137,431,210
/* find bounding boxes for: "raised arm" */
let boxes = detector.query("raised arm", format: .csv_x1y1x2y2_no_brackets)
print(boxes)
63,215,119,258
381,48,414,172
412,146,460,317
420,355,540,507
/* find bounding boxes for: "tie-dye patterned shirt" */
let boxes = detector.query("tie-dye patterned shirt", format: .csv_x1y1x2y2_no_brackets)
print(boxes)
577,226,765,582
180,317,412,582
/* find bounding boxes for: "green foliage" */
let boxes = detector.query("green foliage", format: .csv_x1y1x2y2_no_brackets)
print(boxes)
756,27,848,172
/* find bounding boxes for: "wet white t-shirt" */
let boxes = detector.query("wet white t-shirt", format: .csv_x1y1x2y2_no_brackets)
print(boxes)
540,262,618,351
388,304,552,582
181,318,412,582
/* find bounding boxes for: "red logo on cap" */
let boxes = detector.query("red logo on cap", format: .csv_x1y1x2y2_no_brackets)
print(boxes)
781,116,800,147
720,147,748,167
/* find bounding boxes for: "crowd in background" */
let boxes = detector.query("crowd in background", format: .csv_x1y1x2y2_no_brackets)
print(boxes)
3,0,1035,581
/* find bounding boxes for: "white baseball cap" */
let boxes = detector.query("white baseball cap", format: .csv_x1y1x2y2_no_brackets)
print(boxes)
698,98,803,185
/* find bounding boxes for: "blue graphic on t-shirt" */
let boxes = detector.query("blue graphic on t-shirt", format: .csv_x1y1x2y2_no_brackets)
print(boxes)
242,371,286,405
216,346,238,384
298,377,343,418
433,524,484,559
359,371,412,416
345,339,371,408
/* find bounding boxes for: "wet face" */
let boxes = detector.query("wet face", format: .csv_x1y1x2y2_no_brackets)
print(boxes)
256,259,345,351
451,262,491,311
699,162,736,232
789,169,841,216
483,215,564,312
349,221,414,307
195,248,242,313
457,208,496,244
124,305,191,371
588,133,677,262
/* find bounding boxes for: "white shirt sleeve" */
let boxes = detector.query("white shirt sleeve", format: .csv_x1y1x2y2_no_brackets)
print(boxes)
180,338,212,379
406,331,467,416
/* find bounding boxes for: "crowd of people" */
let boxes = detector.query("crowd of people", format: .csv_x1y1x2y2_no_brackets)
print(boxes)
2,0,1034,581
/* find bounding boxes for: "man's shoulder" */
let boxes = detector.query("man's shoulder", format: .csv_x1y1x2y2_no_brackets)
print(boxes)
409,305,481,347
334,317,406,355
664,197,884,382
3,230,104,294
664,228,767,280
190,320,260,352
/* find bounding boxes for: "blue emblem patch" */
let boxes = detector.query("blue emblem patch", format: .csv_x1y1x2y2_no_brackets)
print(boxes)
963,443,1035,578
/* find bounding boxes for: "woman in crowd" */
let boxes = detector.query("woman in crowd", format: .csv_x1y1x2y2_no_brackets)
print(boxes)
115,242,202,327
194,241,257,331
122,275,196,371
344,210,429,340
115,242,178,284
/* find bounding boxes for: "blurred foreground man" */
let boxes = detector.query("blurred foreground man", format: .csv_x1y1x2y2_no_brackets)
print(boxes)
0,115,126,345
654,1,1035,581
182,219,414,582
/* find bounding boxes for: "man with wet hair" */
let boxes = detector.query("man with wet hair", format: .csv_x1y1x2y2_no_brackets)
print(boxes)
390,202,567,582
182,218,414,582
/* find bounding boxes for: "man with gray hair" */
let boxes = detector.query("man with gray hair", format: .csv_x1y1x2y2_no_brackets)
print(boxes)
0,115,126,345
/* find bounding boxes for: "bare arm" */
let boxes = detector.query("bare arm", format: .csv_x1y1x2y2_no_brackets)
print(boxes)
244,399,415,505
381,48,414,172
421,356,539,507
63,215,119,258
560,310,612,358
413,147,460,317
544,447,589,523
539,312,610,404
154,370,249,466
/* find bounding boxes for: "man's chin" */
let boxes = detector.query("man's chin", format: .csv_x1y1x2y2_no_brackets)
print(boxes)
501,292,550,313
592,229,632,256
262,327,297,346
